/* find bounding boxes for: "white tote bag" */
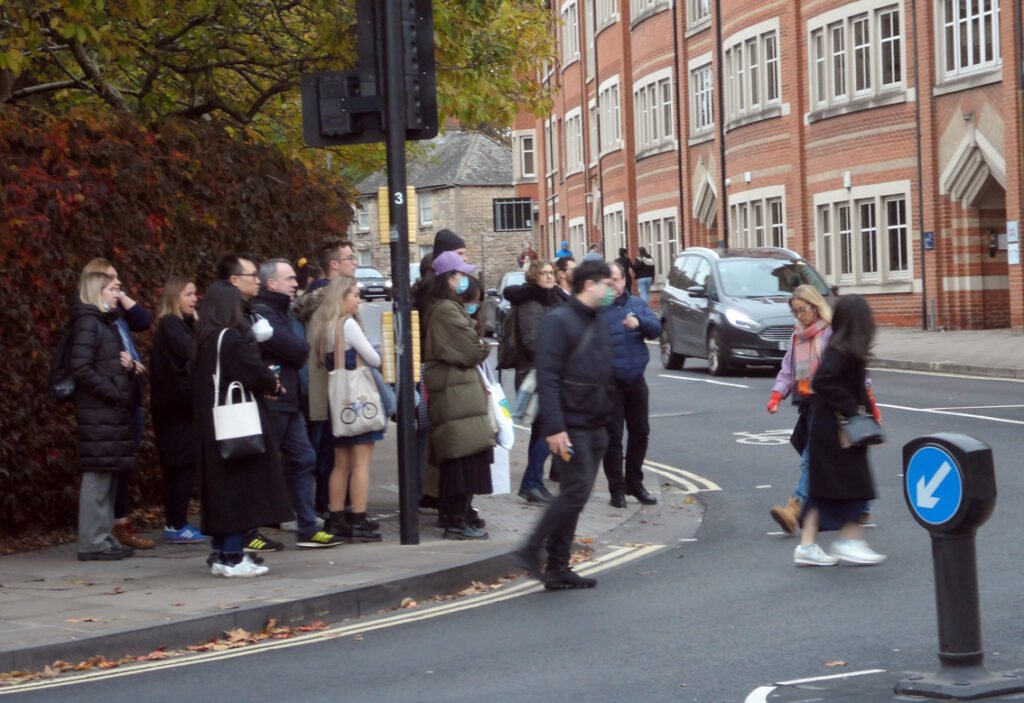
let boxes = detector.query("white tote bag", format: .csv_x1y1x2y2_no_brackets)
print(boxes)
329,319,388,438
211,329,266,459
479,364,513,494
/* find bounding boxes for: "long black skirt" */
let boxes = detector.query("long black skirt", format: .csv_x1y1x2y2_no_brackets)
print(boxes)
438,448,494,497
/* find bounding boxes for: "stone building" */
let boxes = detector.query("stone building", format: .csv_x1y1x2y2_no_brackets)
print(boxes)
512,0,1024,330
352,128,534,290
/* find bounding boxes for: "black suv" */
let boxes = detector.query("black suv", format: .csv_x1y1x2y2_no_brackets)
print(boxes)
659,247,835,375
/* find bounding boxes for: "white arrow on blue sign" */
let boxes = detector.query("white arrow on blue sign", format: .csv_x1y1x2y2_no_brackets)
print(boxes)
906,445,963,525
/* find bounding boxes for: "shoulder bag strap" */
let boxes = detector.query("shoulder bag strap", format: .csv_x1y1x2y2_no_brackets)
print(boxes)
212,328,228,406
567,320,597,368
334,316,363,371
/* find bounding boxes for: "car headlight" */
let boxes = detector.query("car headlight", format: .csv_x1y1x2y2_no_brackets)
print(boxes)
724,308,760,331
385,279,393,287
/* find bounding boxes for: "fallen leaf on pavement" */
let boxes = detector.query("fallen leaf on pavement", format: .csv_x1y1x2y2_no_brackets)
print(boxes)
825,660,847,667
400,597,417,608
103,587,125,596
66,617,99,623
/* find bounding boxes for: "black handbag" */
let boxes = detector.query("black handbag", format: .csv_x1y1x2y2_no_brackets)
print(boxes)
837,409,885,449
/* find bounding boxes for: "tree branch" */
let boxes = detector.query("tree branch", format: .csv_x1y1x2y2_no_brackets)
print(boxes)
9,79,85,100
67,37,129,112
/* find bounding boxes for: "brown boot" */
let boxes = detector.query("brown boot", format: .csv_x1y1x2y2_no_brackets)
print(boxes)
769,497,801,535
113,522,155,550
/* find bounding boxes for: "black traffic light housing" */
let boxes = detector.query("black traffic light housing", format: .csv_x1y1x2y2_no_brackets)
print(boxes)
301,0,437,146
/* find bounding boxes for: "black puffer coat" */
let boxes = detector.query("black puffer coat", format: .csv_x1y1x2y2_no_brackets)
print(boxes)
150,314,196,469
504,282,562,387
69,301,137,473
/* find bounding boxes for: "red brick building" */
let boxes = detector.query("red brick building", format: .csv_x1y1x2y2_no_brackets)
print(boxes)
513,0,1024,330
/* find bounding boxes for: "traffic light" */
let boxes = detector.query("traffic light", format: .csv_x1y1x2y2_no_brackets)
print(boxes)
301,0,438,147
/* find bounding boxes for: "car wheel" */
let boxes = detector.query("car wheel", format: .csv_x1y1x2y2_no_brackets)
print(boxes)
660,322,685,370
707,328,730,376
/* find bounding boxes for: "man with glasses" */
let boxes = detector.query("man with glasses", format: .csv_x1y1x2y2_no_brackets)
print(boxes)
292,239,358,518
515,259,615,590
251,259,343,549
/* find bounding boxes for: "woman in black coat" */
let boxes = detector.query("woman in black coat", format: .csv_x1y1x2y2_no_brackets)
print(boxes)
796,294,885,567
151,275,205,544
191,281,293,577
72,272,139,561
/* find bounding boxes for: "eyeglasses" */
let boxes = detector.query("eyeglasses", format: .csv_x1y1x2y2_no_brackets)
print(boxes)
539,271,555,276
333,256,358,263
792,305,813,316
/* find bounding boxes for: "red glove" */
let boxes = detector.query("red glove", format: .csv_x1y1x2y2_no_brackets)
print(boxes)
766,391,783,413
866,387,881,423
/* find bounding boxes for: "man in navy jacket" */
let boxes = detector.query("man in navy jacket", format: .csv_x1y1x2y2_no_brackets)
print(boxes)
601,262,661,507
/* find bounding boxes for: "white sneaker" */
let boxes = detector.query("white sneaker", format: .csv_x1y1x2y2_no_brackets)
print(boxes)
211,556,269,578
280,517,323,532
830,539,886,566
794,543,839,567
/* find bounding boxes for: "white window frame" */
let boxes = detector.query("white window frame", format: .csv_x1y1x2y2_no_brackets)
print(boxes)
544,117,560,176
727,185,787,249
807,1,907,116
418,191,433,227
588,99,599,166
722,19,782,127
356,202,370,231
565,107,584,174
513,130,537,181
637,207,679,287
603,203,626,260
687,0,711,31
568,216,587,260
633,67,675,156
596,0,618,30
357,249,373,266
939,0,1001,81
632,0,672,23
560,0,581,66
689,55,714,137
584,0,596,79
598,76,622,154
813,180,913,290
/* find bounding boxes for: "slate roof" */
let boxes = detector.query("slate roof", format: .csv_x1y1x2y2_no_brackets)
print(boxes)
355,130,512,195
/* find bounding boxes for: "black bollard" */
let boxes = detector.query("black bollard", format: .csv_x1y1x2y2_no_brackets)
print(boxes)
895,433,1024,700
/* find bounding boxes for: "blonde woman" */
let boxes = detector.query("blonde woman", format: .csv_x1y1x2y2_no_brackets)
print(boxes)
308,276,383,542
150,275,205,544
71,272,138,561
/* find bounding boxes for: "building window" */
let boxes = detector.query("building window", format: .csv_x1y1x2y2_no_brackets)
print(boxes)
729,190,786,249
603,205,626,259
596,0,618,28
690,63,714,134
588,100,599,165
493,198,534,232
517,132,536,179
568,217,587,258
687,0,710,28
584,0,595,78
561,0,580,64
418,191,432,227
598,77,622,153
809,4,904,112
544,118,559,175
632,0,670,20
356,203,370,231
941,0,1000,79
638,210,679,285
358,249,373,266
565,108,584,174
723,28,781,125
815,185,911,286
634,70,674,155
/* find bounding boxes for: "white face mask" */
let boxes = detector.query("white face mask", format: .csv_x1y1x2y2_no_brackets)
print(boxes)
251,317,274,342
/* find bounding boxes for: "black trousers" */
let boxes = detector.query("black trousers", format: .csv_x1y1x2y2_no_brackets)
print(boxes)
525,426,607,571
162,462,196,529
602,377,650,496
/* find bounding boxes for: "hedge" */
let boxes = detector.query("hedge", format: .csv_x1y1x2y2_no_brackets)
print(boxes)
0,106,352,535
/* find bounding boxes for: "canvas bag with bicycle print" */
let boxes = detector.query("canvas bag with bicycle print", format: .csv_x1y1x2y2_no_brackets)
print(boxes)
328,317,387,438
211,328,266,460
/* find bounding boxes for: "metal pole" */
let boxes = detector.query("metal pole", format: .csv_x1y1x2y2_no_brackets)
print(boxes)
382,0,418,544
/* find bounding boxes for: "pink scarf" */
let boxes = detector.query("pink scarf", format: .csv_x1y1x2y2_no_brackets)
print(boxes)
793,319,829,397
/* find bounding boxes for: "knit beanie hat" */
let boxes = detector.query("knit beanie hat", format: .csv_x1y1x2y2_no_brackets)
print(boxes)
433,228,467,258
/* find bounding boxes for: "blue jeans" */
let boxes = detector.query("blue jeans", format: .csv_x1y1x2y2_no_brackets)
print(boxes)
637,277,653,302
270,410,317,536
211,532,244,554
309,420,334,514
519,427,550,492
795,445,810,502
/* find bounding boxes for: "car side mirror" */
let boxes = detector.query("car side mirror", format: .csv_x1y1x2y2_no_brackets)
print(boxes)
486,288,499,297
686,285,707,298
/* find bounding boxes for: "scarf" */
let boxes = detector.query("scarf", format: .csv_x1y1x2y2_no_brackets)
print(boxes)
792,318,828,397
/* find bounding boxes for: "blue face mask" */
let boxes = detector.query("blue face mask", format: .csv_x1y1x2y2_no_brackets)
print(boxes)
455,275,470,294
466,303,479,315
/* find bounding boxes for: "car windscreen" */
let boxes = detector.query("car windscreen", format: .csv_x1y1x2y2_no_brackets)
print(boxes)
718,259,830,298
356,268,384,279
501,271,526,294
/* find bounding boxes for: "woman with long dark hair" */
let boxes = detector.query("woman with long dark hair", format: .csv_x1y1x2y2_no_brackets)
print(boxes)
797,294,885,567
191,281,293,577
150,275,205,544
633,247,655,302
422,252,494,539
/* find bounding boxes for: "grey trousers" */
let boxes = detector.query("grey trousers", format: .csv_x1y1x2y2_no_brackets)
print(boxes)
78,472,119,553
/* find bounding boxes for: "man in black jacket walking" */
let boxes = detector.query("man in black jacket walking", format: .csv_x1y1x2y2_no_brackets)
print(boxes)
252,259,342,549
515,260,615,590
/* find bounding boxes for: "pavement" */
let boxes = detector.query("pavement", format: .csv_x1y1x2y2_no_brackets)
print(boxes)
1,326,1021,678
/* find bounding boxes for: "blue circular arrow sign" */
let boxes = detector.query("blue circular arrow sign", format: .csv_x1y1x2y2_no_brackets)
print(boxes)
906,445,964,525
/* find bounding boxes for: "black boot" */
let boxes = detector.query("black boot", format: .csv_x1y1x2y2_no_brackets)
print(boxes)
348,513,382,543
327,510,352,540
